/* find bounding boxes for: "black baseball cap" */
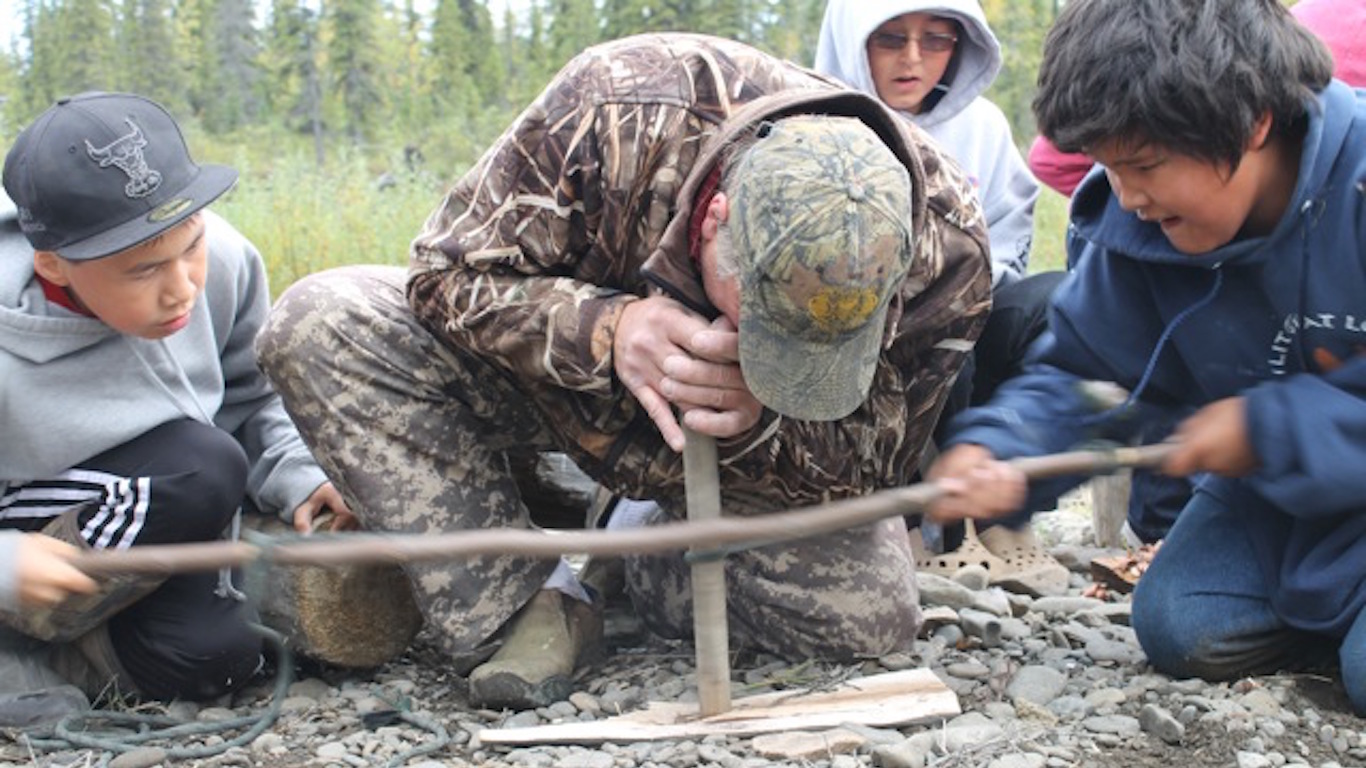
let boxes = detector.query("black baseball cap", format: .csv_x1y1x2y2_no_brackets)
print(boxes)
1,92,237,261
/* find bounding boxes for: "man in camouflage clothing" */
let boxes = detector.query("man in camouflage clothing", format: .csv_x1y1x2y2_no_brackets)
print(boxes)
258,33,990,710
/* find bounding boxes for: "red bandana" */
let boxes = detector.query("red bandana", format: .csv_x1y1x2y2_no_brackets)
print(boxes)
36,274,93,316
687,165,724,263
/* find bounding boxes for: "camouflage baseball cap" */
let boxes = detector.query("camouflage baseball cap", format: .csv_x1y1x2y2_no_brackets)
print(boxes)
728,115,914,421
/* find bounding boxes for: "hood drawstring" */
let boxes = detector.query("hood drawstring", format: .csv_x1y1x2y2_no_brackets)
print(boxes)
215,510,249,601
1293,197,1322,374
1074,268,1226,426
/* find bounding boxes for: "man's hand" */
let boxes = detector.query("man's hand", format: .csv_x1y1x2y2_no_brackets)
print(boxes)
292,482,360,533
1164,396,1258,477
16,534,97,608
925,444,1027,523
614,297,762,451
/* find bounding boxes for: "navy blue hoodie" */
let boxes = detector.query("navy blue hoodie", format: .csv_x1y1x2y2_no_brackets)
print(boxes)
948,80,1366,636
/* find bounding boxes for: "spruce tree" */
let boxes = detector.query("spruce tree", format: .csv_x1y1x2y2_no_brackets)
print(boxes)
326,0,384,142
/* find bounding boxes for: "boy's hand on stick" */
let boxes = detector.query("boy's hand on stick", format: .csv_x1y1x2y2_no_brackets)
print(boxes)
926,444,1027,523
1164,396,1258,477
17,534,97,608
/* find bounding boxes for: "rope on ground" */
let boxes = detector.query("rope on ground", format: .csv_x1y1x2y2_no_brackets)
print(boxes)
386,710,452,768
20,623,293,761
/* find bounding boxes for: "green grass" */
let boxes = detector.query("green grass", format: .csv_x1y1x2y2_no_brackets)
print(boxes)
183,121,501,300
1031,186,1071,274
211,150,451,297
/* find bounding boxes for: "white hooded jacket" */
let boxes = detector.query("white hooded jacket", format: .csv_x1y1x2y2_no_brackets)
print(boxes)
815,0,1038,286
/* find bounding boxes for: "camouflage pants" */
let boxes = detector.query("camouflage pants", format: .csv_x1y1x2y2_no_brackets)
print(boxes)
257,265,559,657
258,265,921,660
625,502,921,660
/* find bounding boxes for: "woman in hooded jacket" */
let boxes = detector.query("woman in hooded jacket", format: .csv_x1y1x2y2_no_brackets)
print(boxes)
816,0,1036,287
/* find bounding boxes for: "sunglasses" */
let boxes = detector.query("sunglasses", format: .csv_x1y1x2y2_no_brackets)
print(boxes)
868,31,958,55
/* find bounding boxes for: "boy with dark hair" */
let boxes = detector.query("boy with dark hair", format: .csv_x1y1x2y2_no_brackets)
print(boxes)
927,0,1366,710
0,92,353,727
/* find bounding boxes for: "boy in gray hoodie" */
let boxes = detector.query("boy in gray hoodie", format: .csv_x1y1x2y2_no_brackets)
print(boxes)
0,92,352,727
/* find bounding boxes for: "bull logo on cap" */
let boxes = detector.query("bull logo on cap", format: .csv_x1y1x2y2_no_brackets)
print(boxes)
85,118,163,199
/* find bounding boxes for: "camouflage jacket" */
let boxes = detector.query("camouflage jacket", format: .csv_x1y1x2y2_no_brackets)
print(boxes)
409,33,991,509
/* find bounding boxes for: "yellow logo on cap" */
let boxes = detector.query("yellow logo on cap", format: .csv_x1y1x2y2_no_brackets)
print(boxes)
148,197,193,222
808,287,879,332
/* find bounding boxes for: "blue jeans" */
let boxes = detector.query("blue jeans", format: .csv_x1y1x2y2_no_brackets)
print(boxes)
1132,487,1363,711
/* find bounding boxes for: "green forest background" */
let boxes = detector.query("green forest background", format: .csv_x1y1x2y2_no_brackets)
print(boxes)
0,0,1088,290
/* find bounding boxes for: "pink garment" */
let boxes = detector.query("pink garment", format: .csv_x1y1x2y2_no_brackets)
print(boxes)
1292,0,1366,87
1027,0,1365,199
1027,135,1092,198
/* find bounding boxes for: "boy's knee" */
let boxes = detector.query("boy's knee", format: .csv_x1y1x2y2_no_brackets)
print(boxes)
184,424,248,495
159,424,249,538
85,421,248,543
1339,632,1366,716
1132,580,1205,675
1133,587,1274,682
1132,599,1210,678
1340,654,1366,716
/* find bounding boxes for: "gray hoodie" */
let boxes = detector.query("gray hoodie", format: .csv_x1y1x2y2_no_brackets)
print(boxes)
815,0,1039,286
0,193,326,609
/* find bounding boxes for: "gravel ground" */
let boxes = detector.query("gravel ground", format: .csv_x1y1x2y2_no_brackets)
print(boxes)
4,491,1363,768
